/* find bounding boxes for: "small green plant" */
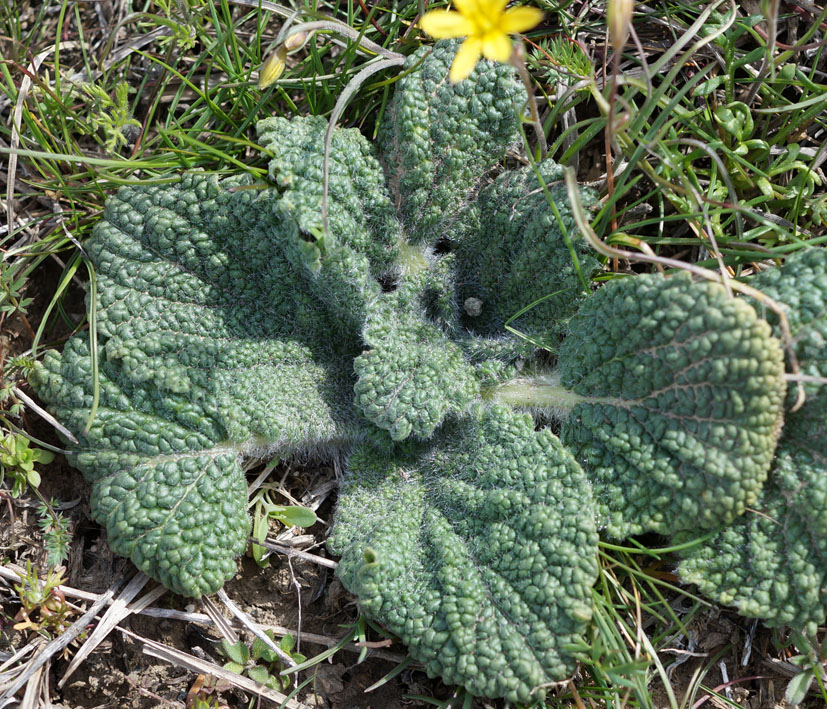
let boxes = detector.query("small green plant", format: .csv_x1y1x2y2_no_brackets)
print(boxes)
779,632,827,706
185,674,231,709
219,632,306,691
0,431,54,497
76,82,141,154
37,497,72,568
249,488,317,568
187,697,224,709
0,384,23,418
12,562,73,637
0,260,34,318
533,36,593,87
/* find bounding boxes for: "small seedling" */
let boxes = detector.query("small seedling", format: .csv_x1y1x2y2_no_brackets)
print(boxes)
13,562,74,638
219,631,306,691
782,632,827,705
249,488,317,568
37,497,72,568
0,260,34,318
76,82,141,154
185,673,231,709
0,431,54,497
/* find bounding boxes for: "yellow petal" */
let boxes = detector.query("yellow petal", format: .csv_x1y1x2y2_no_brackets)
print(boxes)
481,31,513,62
500,6,543,34
420,10,475,38
479,0,509,15
449,37,483,83
458,0,506,32
453,0,481,16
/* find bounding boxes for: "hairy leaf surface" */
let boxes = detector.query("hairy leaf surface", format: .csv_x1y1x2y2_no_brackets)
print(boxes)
353,270,479,441
679,393,827,631
558,273,786,537
751,248,827,397
33,173,362,596
330,405,598,702
678,249,827,629
257,115,400,330
453,159,600,344
378,40,524,245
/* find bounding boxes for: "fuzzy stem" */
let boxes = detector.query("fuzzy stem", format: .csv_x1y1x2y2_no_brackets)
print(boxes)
483,375,585,413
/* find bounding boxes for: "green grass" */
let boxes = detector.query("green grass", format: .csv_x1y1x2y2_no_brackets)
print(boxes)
1,0,826,706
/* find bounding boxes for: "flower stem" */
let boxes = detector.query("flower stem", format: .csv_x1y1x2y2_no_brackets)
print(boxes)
511,42,547,158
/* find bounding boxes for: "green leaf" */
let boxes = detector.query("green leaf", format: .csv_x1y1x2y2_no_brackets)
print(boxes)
330,405,598,704
222,661,246,675
377,40,524,246
778,63,797,81
256,115,400,331
246,665,273,687
678,392,827,631
354,288,480,441
250,506,270,568
267,505,316,528
220,639,250,666
30,448,55,464
692,75,726,96
251,636,278,664
750,248,827,402
714,102,753,141
279,633,295,654
452,159,600,345
31,172,365,597
558,272,786,537
257,115,400,274
785,669,815,705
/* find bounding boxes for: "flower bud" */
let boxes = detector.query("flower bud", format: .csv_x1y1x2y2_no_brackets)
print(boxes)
283,31,308,52
607,0,633,53
258,45,287,89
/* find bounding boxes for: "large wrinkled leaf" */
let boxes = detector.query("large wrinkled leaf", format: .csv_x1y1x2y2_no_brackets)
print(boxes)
679,393,827,631
37,338,250,597
257,115,400,331
558,273,786,537
257,114,401,272
353,271,479,441
33,172,363,596
378,40,524,245
329,405,598,703
678,249,827,630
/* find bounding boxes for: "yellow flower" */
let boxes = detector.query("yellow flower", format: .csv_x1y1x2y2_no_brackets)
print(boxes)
419,1,543,83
